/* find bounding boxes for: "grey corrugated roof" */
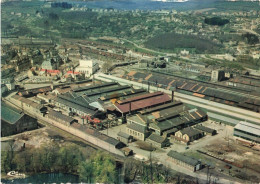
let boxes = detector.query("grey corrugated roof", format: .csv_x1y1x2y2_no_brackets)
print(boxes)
167,150,200,166
140,101,183,115
147,134,166,144
164,128,178,134
55,95,97,115
72,82,118,92
194,125,216,134
156,117,186,131
207,112,240,125
128,115,147,126
1,103,23,124
59,94,97,111
117,131,132,139
127,123,147,134
48,110,75,123
103,136,122,146
12,95,46,110
180,127,201,137
235,121,260,136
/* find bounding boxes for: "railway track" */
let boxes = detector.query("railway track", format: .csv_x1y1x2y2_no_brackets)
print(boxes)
96,73,260,124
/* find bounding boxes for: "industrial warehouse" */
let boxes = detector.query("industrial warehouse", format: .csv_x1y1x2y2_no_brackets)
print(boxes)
2,75,260,182
123,71,260,113
167,150,202,172
234,121,260,144
3,79,218,154
2,2,260,182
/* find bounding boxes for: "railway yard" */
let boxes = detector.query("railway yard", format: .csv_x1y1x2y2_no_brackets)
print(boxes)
2,37,260,184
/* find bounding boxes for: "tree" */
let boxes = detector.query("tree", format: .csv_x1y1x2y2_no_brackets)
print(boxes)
79,160,94,183
242,33,259,45
1,151,12,173
93,152,116,183
13,150,29,172
79,151,116,183
102,61,113,73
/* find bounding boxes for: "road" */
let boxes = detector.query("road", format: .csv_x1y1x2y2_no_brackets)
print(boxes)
95,73,260,124
120,38,177,56
240,29,260,37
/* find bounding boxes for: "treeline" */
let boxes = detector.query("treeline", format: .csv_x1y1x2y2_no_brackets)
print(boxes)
51,2,72,9
145,33,222,54
1,144,83,174
204,17,229,26
242,33,259,45
123,158,195,183
1,143,119,183
124,158,168,183
78,152,117,183
237,55,260,66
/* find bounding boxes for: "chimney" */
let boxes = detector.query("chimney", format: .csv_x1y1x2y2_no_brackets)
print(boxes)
81,118,85,125
148,81,150,93
129,102,131,114
172,90,174,102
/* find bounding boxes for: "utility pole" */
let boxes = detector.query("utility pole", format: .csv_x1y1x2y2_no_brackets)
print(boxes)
21,101,24,113
227,135,229,148
150,143,153,183
93,74,95,85
156,80,158,91
206,165,209,184
106,112,109,135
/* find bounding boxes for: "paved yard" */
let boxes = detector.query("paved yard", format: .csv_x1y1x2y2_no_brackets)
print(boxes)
100,124,127,139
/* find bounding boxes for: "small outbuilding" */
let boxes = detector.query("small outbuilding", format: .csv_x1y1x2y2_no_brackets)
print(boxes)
146,133,170,148
46,110,77,126
167,150,201,172
163,128,178,137
121,147,133,156
194,125,217,136
175,127,203,143
117,131,133,144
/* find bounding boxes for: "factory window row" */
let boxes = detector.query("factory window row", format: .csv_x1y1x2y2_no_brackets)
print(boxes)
234,129,260,137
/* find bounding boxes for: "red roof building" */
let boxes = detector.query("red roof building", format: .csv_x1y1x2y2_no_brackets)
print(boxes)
114,91,171,114
41,69,61,74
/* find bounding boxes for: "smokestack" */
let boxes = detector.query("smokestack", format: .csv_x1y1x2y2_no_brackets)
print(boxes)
129,102,131,114
148,81,150,93
172,90,174,102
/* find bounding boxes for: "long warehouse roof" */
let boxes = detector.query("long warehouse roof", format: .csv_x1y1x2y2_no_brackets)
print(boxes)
114,92,171,114
235,121,260,136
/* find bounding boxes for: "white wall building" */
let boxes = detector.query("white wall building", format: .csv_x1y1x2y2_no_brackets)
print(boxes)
75,58,99,77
